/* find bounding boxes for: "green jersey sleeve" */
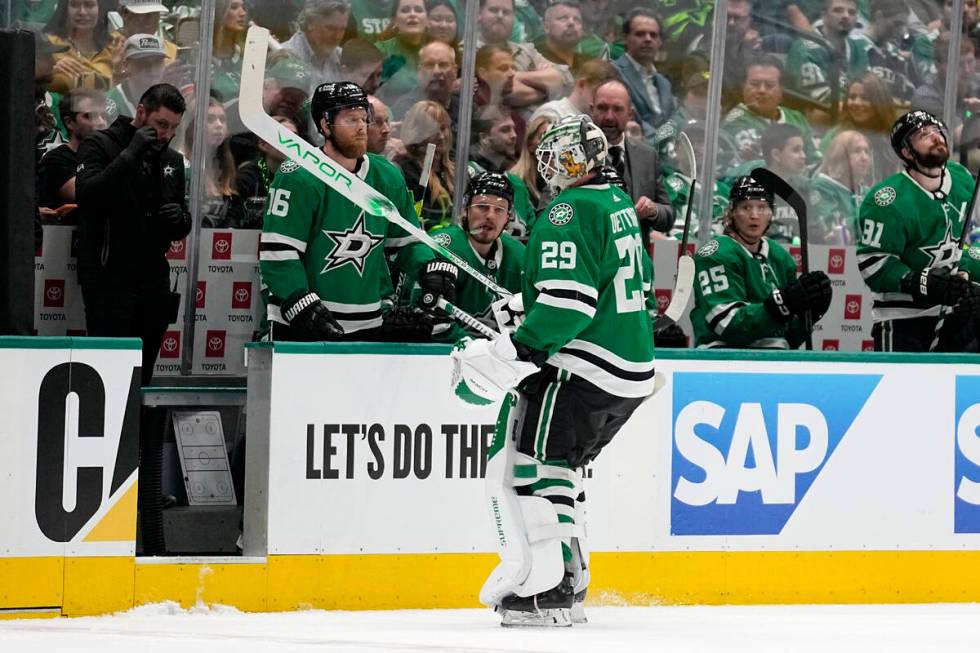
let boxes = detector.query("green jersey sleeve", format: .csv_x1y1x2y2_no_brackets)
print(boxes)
259,166,321,303
856,188,914,293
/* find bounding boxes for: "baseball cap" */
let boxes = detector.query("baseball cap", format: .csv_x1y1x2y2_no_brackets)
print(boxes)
119,0,169,14
268,57,311,93
122,33,167,60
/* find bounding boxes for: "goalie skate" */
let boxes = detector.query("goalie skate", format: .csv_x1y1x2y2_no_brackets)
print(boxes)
498,606,572,628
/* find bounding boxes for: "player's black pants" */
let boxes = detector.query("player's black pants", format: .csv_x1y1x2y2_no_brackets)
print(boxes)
81,283,175,386
515,366,645,468
873,314,980,353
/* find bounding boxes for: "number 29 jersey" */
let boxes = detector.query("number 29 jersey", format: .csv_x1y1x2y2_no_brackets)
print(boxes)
513,182,657,399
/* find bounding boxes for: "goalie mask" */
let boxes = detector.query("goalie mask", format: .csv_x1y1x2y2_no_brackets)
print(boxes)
535,114,608,192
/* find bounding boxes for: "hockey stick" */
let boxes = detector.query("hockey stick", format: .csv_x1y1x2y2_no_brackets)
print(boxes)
751,167,814,350
414,143,437,218
437,298,500,339
664,132,697,323
929,168,980,350
239,26,511,299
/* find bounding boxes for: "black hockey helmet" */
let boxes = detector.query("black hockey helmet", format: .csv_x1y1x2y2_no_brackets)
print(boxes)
728,175,773,208
464,171,514,209
311,81,371,135
890,110,947,159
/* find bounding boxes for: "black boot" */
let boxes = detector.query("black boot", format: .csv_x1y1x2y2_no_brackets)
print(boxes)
498,575,574,627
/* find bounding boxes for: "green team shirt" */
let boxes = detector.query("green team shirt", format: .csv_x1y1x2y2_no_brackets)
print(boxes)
349,0,394,39
857,161,980,322
785,32,869,104
259,154,433,333
414,225,525,341
691,235,808,349
662,171,730,239
720,103,821,166
808,172,865,245
514,182,656,399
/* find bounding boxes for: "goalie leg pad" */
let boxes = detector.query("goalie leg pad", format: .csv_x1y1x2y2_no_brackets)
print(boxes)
480,394,577,607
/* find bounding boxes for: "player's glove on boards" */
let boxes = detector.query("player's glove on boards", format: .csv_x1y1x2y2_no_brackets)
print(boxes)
418,260,458,310
764,271,833,321
282,291,344,340
451,335,540,405
379,305,434,342
901,266,980,307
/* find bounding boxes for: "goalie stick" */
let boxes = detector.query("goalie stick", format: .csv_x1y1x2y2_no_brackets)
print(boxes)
751,167,814,350
239,26,511,299
663,132,697,323
437,298,500,339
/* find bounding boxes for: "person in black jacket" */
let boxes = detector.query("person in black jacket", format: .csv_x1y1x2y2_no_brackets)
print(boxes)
76,83,191,385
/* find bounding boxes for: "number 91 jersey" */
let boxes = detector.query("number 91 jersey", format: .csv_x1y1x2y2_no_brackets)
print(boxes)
512,182,657,399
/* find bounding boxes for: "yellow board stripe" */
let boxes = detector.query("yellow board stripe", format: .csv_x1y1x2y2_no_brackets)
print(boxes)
8,551,980,615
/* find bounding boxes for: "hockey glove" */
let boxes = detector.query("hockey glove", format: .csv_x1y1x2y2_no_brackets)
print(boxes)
282,292,344,341
765,271,832,321
122,125,159,161
491,293,525,331
450,335,540,405
901,266,980,307
378,304,434,342
418,260,458,311
653,314,688,348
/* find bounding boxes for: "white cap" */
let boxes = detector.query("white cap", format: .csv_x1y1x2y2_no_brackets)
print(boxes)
120,0,168,14
122,33,166,60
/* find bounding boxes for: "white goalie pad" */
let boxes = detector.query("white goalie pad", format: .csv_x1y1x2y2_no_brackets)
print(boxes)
479,393,576,607
571,486,590,596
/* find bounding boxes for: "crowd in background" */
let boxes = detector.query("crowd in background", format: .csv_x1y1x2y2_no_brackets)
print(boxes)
19,0,980,286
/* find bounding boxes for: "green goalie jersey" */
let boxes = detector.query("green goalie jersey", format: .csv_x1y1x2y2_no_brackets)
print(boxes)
857,162,980,322
514,182,656,399
691,235,808,349
409,224,525,342
259,154,433,334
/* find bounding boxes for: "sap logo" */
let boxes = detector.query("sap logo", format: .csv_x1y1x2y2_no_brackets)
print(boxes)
671,372,881,535
954,376,980,533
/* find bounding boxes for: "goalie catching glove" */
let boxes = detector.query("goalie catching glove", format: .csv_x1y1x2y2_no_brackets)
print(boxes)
764,271,833,321
491,293,525,331
901,266,980,307
282,291,344,340
451,334,542,405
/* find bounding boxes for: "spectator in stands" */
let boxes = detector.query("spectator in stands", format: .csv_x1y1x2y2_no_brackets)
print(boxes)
367,95,395,156
611,8,675,140
820,72,900,184
475,0,563,111
786,0,868,105
349,0,393,40
211,0,248,102
75,82,191,385
248,0,305,44
809,129,872,244
714,0,764,111
376,0,428,103
530,58,618,124
110,0,178,80
426,0,459,48
911,0,980,80
394,101,456,231
33,28,69,160
860,0,919,104
234,115,299,229
389,41,459,123
720,56,820,167
44,0,114,93
39,89,107,212
912,31,980,142
533,0,586,97
759,123,810,244
591,79,673,241
282,0,349,85
264,55,313,126
577,0,621,60
182,96,240,228
475,44,516,109
508,113,554,216
469,105,518,174
339,38,385,96
106,34,167,123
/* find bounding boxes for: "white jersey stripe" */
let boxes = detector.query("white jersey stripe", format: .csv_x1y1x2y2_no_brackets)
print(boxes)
534,278,598,299
259,250,300,261
561,338,657,372
260,232,308,252
549,352,656,397
535,293,596,318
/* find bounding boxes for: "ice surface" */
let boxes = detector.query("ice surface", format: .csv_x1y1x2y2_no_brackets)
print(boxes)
2,602,980,653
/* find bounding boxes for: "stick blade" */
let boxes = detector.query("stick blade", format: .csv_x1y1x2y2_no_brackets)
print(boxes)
665,255,695,322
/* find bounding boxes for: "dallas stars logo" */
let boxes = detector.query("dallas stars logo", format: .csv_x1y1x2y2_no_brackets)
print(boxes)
919,219,959,268
321,212,384,275
163,164,175,177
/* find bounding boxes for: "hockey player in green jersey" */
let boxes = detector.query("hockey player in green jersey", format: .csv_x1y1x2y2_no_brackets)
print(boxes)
416,172,525,341
259,81,449,342
857,110,980,351
452,115,657,627
690,175,833,349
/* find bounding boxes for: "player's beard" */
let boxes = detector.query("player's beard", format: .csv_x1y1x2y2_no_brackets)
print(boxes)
918,145,948,168
332,131,368,160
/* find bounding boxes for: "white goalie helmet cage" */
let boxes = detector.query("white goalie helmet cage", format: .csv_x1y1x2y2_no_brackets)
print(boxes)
535,114,608,191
